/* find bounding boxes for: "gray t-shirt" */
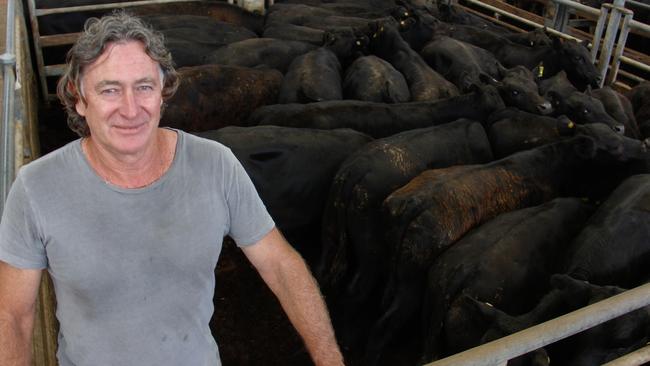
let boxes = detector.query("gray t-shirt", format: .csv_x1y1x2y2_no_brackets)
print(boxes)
0,130,275,366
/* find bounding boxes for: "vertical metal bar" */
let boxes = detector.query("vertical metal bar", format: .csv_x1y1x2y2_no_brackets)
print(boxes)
552,3,570,33
606,8,633,85
590,5,609,63
1,0,16,216
597,2,624,88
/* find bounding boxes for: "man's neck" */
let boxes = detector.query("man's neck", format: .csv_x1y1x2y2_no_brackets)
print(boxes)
83,129,177,189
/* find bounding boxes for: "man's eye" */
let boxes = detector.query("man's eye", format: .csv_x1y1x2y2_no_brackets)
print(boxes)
137,85,154,92
100,88,119,95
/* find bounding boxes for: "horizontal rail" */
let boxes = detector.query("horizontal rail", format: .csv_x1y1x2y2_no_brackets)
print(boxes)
44,64,66,77
425,281,650,366
462,0,582,41
554,0,602,15
35,0,201,16
602,344,650,366
39,32,80,47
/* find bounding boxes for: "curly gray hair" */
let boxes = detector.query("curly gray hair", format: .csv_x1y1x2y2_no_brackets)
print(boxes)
56,11,179,137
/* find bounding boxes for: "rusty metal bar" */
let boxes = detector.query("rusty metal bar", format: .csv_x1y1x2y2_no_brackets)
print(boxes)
34,0,202,16
25,0,49,104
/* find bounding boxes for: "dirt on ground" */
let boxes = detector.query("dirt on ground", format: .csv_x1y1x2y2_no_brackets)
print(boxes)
212,239,313,366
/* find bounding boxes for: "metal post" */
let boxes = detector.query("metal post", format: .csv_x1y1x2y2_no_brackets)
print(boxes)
1,0,16,217
590,5,609,63
606,7,634,85
597,0,626,87
552,2,570,33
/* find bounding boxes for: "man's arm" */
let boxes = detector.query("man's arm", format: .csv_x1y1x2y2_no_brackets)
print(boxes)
0,260,42,365
241,227,345,366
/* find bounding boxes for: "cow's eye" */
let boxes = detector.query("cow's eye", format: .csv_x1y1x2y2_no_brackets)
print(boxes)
511,89,520,96
583,108,590,115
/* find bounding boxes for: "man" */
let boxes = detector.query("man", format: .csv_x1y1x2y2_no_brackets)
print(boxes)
0,11,344,366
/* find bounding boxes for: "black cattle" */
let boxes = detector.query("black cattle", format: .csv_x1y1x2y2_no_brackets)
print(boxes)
421,198,594,360
249,84,504,138
196,126,372,264
262,23,324,45
279,49,342,103
202,38,317,73
505,27,552,47
364,123,649,365
437,25,599,91
463,274,650,366
492,66,553,114
538,70,578,112
38,1,264,35
343,55,410,103
591,86,640,139
161,65,282,132
625,81,650,139
498,36,599,91
265,3,386,30
564,174,650,288
278,27,367,103
368,20,459,101
141,15,258,67
318,119,493,348
556,91,626,134
487,108,575,158
419,35,502,92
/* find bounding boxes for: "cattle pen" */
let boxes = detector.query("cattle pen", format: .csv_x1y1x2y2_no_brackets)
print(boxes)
0,0,649,365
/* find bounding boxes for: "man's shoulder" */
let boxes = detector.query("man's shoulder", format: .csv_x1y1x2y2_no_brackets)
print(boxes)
19,139,82,182
180,130,235,162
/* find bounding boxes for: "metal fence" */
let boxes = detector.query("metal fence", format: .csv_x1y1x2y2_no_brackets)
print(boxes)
463,0,650,86
0,0,16,217
425,281,650,365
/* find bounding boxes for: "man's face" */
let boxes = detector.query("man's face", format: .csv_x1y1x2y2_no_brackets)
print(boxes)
75,41,163,156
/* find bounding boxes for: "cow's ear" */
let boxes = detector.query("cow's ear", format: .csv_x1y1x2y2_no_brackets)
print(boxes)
479,73,500,87
573,135,597,159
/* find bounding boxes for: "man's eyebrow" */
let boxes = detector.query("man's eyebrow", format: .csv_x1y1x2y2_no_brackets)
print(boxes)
135,77,158,85
94,80,121,91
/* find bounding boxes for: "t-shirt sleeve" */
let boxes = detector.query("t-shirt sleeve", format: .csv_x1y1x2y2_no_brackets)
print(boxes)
223,149,275,247
0,174,47,269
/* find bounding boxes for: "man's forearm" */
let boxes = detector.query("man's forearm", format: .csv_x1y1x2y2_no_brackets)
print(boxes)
269,252,344,366
0,314,34,365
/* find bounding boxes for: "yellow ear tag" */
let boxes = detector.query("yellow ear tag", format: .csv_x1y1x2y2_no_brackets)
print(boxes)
380,26,384,32
537,65,545,78
400,20,405,26
404,12,409,17
568,121,575,129
356,40,361,46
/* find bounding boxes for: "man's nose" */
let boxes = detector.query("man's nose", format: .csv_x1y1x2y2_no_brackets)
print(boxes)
119,89,139,118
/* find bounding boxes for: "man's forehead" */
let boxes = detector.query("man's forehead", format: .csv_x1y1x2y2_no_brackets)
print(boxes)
82,41,160,80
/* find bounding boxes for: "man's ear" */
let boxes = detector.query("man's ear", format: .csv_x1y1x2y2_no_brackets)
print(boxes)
70,81,87,116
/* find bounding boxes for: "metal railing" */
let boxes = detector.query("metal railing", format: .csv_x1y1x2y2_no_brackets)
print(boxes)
425,281,650,366
0,0,16,217
462,0,649,87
